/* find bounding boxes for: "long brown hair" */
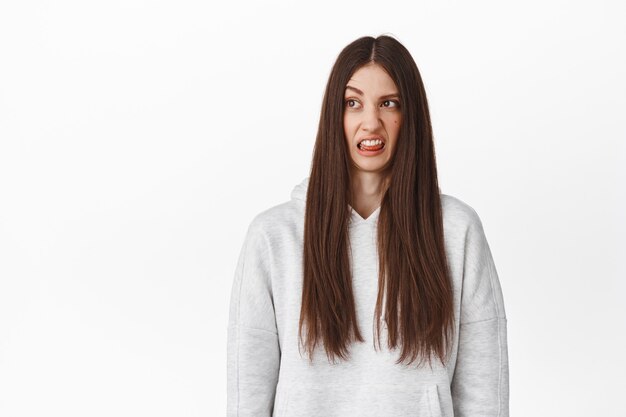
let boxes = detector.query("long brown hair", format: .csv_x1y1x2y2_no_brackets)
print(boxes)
298,35,454,369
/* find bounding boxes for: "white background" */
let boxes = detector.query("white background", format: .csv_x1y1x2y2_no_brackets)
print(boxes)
1,1,625,416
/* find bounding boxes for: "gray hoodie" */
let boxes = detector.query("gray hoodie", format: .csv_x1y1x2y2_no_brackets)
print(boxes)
227,177,509,417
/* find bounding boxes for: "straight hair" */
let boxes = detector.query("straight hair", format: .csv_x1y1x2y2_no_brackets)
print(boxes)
298,34,455,369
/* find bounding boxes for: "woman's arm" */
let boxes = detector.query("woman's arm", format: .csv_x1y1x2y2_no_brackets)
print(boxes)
451,210,510,417
227,219,280,417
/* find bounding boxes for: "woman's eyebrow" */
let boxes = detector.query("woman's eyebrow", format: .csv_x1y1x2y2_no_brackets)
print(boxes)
345,85,400,99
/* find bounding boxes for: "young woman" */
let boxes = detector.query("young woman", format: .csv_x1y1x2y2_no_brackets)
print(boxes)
227,35,509,417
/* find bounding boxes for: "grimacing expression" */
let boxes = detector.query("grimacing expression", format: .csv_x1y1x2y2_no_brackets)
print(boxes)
343,63,402,173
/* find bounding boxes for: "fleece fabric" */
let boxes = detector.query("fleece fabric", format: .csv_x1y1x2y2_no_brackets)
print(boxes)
227,176,509,417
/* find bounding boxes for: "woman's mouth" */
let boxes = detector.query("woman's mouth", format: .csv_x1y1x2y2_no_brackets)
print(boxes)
357,138,385,156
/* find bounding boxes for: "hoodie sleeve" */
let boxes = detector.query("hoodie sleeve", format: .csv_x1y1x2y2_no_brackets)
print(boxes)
227,219,280,417
451,210,509,417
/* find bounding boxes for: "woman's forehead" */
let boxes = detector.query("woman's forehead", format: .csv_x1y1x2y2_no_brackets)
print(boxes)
345,65,398,95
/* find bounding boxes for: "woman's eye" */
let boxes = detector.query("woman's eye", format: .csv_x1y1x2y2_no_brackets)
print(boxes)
382,100,399,108
345,99,399,109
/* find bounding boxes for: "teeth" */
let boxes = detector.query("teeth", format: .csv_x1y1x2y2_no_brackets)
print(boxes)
360,138,383,146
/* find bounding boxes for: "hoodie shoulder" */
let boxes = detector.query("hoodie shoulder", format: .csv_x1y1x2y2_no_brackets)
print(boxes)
440,193,485,234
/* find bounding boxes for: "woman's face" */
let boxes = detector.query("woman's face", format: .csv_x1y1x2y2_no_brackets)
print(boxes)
343,63,402,174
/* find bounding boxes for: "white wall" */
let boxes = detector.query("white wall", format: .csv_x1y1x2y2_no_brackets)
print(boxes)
1,0,624,415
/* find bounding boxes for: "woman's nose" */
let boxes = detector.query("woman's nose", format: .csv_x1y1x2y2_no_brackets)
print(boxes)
360,105,382,131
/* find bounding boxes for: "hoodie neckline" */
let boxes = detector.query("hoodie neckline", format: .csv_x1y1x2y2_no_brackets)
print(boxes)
349,204,381,225
292,177,380,227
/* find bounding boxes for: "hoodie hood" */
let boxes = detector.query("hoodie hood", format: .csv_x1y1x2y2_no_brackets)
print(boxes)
290,176,310,203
